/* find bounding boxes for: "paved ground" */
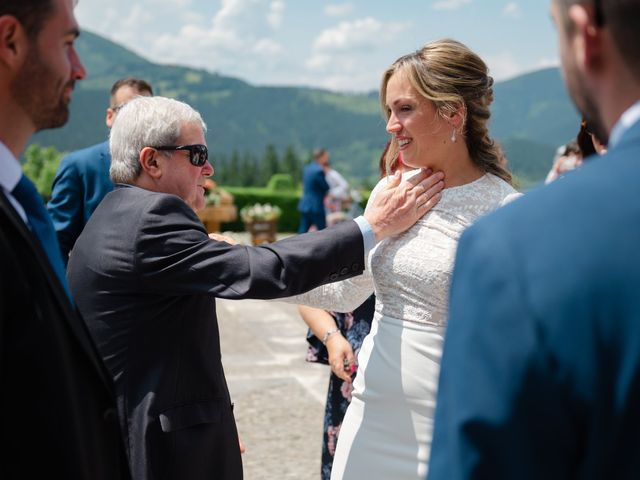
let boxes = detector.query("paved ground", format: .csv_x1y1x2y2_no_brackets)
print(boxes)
216,232,329,480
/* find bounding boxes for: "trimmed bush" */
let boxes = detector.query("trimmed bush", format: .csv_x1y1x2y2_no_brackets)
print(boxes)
221,187,301,232
266,173,295,191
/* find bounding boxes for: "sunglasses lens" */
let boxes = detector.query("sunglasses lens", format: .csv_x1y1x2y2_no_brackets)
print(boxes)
190,145,207,166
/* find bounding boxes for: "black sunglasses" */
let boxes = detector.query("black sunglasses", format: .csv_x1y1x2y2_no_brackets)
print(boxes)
152,144,209,167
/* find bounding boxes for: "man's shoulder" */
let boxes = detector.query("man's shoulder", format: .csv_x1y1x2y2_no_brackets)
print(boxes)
462,150,640,279
60,141,110,167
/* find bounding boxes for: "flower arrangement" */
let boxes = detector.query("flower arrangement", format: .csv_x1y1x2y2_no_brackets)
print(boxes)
203,179,222,206
240,203,282,223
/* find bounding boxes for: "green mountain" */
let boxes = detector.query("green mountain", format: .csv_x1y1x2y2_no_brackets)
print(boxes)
30,31,580,186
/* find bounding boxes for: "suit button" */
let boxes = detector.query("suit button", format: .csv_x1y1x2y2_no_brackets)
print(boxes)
329,273,338,281
103,407,118,423
340,267,349,275
351,263,360,272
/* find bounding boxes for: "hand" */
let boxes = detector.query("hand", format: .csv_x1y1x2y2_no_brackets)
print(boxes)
209,232,237,244
364,169,444,242
326,331,356,383
239,438,246,454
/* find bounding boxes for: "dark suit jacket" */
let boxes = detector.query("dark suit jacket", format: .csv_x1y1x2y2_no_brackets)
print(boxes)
48,141,113,264
0,190,130,479
298,161,330,213
428,119,640,480
67,184,365,480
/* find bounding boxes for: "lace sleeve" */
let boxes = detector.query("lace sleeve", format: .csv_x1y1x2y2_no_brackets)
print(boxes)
278,267,375,313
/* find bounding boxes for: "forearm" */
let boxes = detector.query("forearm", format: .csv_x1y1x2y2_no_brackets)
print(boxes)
298,305,337,343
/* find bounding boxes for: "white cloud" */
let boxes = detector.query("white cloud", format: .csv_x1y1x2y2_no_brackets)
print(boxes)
267,0,285,29
484,51,521,81
432,0,472,11
502,2,522,18
311,17,405,53
536,56,560,69
324,3,354,17
305,17,409,90
253,38,283,55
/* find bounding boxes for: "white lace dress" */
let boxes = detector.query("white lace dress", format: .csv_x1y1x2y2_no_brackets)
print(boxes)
289,171,520,480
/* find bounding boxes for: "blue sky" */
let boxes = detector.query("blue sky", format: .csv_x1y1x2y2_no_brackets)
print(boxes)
76,0,558,92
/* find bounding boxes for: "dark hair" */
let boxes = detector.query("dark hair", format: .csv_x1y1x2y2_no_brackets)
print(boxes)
313,148,327,161
0,0,57,39
110,77,154,101
576,119,597,157
556,0,640,79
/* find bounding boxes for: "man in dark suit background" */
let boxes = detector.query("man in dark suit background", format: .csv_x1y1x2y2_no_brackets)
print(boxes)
67,95,445,480
0,0,130,478
298,147,331,232
48,76,153,265
428,0,640,479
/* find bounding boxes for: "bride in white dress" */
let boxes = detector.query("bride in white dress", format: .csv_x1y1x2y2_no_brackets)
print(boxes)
289,39,520,480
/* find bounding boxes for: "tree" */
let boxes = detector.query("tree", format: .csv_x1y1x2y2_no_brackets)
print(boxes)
259,144,280,186
22,144,64,201
281,145,302,186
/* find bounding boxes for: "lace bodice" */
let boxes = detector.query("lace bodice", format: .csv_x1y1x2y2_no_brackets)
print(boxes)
288,171,520,326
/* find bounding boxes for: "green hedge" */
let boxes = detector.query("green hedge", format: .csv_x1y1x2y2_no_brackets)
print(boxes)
219,186,371,233
221,187,302,232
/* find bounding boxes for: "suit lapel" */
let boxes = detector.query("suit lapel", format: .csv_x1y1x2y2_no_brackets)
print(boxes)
0,190,115,392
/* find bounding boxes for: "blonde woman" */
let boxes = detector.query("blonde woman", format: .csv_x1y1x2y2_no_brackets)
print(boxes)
285,39,520,480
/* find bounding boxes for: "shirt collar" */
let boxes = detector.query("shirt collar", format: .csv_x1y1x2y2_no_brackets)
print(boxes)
0,141,23,192
609,100,640,148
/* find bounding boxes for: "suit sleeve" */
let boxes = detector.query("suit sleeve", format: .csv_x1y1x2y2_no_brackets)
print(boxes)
133,195,364,299
48,156,83,265
427,221,577,480
313,168,330,196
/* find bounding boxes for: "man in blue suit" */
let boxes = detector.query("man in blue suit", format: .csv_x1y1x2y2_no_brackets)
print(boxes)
428,0,640,479
48,77,152,264
298,147,331,232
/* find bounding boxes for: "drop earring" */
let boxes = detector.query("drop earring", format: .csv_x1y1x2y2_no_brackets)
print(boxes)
451,128,457,143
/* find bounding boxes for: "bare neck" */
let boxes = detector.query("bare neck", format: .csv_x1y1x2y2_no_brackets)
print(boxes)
434,144,485,189
0,98,34,159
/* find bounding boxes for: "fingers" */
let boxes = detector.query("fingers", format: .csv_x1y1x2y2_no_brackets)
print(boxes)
331,357,352,383
383,169,403,189
415,170,444,192
405,168,433,187
209,233,237,244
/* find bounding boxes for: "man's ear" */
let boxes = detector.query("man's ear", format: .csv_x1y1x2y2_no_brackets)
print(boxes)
105,108,116,128
0,15,27,69
139,147,163,179
568,4,605,73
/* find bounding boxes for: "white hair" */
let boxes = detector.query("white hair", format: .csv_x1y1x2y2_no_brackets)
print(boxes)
109,96,207,184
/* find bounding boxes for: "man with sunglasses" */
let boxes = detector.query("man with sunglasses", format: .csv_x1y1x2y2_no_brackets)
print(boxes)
67,95,445,480
48,76,152,266
428,0,640,478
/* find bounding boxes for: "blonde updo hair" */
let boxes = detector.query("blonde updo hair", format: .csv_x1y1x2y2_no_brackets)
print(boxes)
380,38,512,184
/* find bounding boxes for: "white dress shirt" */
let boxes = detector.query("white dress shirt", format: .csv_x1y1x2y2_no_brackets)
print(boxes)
0,141,28,223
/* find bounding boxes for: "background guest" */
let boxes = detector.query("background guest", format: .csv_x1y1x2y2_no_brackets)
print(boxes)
298,147,331,232
48,76,152,264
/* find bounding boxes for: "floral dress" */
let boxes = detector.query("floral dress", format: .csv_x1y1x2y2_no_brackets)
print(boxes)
306,294,376,480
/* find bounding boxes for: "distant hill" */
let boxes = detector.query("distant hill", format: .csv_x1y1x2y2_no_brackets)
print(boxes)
30,31,580,186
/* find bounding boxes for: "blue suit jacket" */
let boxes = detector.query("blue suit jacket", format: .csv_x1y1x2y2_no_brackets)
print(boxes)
298,161,330,213
48,141,113,264
428,119,640,480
